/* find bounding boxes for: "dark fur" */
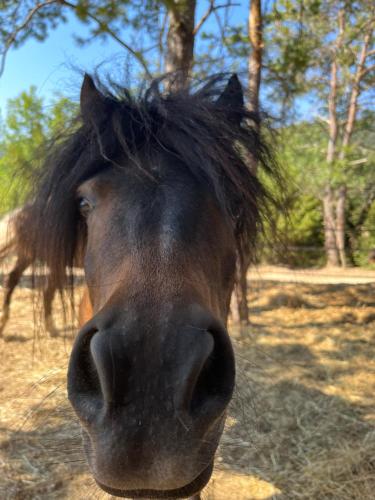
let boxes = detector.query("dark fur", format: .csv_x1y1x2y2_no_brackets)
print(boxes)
28,75,276,293
15,74,281,498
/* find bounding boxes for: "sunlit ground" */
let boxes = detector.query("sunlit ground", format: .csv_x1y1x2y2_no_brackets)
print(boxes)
1,278,375,499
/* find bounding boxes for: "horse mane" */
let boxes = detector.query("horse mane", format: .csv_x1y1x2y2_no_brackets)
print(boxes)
27,74,279,292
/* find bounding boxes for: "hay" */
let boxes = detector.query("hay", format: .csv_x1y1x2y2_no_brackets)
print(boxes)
360,312,375,324
1,280,375,498
265,292,312,309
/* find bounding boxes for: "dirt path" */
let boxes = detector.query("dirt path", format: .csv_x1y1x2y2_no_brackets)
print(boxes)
249,265,375,284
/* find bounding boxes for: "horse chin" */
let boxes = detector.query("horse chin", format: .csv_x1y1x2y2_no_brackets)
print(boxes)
94,462,213,498
81,430,214,498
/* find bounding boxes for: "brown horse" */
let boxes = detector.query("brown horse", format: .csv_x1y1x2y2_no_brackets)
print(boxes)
0,205,62,336
1,204,237,338
0,207,246,337
19,73,276,498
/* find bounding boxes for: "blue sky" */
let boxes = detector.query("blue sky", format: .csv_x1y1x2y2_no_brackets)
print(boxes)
0,12,126,111
0,3,248,112
0,1,314,120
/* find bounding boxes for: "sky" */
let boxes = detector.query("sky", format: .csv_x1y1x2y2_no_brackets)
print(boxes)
0,1,314,120
0,12,126,111
0,3,248,113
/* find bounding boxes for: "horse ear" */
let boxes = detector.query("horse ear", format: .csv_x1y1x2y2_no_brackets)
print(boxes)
216,74,244,124
80,74,111,126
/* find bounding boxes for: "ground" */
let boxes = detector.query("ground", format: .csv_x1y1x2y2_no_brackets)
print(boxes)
1,271,375,499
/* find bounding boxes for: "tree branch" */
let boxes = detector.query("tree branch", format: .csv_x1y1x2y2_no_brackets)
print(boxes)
194,0,215,35
60,0,152,78
157,10,168,73
340,25,373,158
361,63,375,78
193,1,240,36
0,0,59,78
326,8,345,165
0,0,153,80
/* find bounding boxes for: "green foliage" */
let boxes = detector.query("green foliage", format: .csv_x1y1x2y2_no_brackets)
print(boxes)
0,1,243,79
354,202,375,267
261,123,325,266
0,87,77,215
272,193,324,267
267,114,375,266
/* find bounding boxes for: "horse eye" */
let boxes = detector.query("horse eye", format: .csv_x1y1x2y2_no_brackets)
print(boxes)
78,197,93,217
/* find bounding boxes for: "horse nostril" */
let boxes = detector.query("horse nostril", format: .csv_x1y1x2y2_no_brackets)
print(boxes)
89,330,132,407
67,325,103,423
68,312,235,428
189,328,235,418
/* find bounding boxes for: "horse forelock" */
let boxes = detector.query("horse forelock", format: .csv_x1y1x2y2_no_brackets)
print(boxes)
28,74,280,292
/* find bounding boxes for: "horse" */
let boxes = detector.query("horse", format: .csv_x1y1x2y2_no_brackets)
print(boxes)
17,72,276,498
0,205,62,336
0,207,247,337
0,204,238,337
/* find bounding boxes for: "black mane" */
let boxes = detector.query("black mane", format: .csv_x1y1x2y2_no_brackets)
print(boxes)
29,74,278,290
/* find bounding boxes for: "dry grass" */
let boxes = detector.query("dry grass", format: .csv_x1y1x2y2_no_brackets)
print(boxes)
1,279,375,499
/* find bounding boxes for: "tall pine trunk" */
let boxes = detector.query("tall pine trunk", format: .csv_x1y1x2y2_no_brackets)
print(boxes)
323,186,340,267
323,10,344,267
165,0,196,89
335,185,346,267
248,0,262,113
232,0,263,324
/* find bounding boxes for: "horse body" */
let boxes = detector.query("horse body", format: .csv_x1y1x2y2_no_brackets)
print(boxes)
11,73,275,498
0,207,21,251
0,205,59,336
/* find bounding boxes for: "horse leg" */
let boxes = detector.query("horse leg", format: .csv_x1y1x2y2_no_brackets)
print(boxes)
235,267,249,324
43,277,58,337
230,285,241,323
0,257,30,336
230,252,249,325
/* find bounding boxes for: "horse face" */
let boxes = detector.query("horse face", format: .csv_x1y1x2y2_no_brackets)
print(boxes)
67,120,237,496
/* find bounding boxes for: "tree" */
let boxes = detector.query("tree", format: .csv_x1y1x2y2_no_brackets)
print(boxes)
231,0,263,325
258,0,375,266
248,0,262,113
323,3,374,266
0,87,77,214
273,115,375,269
0,0,240,84
165,0,196,88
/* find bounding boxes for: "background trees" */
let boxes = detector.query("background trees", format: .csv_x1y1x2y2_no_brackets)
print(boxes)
0,0,242,81
0,1,374,279
0,88,77,213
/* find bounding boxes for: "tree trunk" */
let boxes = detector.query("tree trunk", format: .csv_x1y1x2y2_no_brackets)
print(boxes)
326,57,338,165
335,185,347,267
165,0,196,89
340,28,373,157
323,52,340,267
323,9,345,266
232,1,263,324
231,0,263,325
333,26,373,266
323,186,340,267
248,0,262,113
